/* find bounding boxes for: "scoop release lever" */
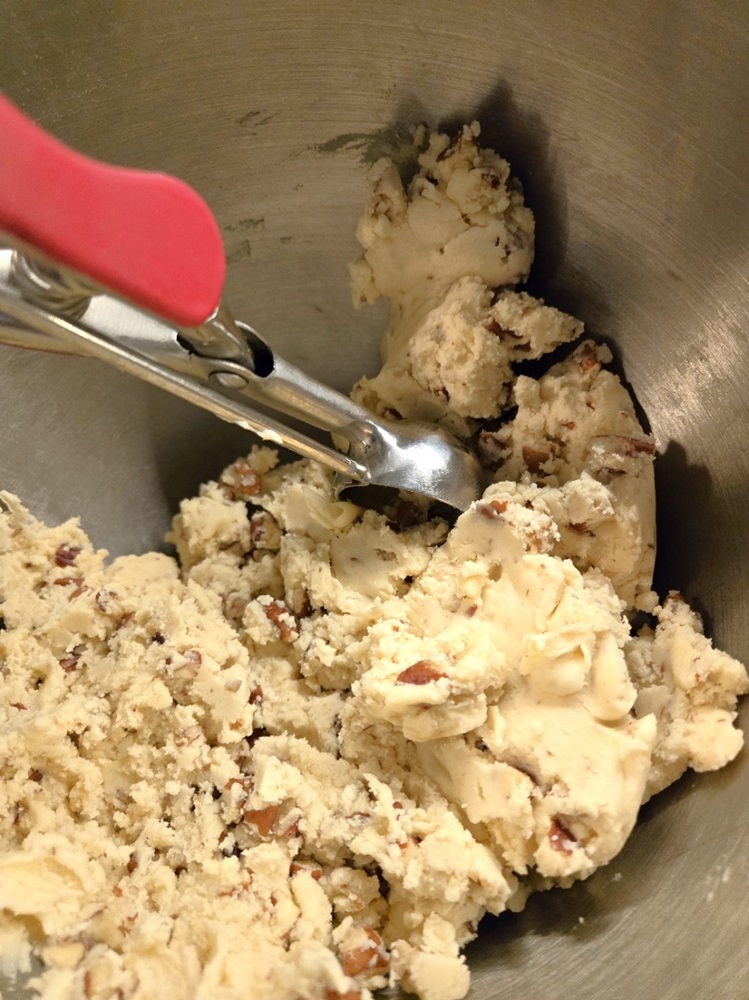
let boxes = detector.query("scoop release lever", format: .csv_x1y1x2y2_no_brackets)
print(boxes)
0,94,225,328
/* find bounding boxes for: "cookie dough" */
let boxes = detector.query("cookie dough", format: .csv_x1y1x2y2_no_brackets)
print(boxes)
0,123,746,1000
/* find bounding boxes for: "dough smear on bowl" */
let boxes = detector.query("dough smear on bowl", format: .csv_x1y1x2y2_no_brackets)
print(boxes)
0,123,746,1000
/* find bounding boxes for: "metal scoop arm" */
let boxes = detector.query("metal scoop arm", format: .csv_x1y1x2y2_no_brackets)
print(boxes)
0,95,484,510
0,268,366,481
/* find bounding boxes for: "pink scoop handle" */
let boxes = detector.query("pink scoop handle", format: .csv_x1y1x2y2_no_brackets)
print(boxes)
0,94,225,328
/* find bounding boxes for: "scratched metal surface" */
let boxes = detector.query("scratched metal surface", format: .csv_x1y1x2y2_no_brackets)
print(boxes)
0,1,747,997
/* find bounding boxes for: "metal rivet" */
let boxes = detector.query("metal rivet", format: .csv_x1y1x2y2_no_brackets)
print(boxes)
210,371,248,389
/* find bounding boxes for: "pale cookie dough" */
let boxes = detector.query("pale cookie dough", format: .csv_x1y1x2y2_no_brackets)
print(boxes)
0,124,747,1000
351,122,556,437
349,122,534,324
353,275,583,435
474,338,658,610
627,592,749,800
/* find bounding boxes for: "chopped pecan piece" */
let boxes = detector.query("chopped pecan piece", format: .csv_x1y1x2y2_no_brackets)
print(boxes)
28,768,43,782
243,804,280,837
54,544,81,568
295,590,313,618
51,575,88,600
548,818,577,855
225,459,262,498
260,598,298,641
59,644,85,672
477,499,507,519
396,660,446,685
118,913,136,937
340,928,389,977
248,510,280,548
249,512,267,544
578,343,599,373
603,434,656,457
95,588,118,613
115,612,134,632
325,991,361,1000
280,817,300,838
219,876,252,898
53,575,77,586
290,862,322,880
522,445,551,474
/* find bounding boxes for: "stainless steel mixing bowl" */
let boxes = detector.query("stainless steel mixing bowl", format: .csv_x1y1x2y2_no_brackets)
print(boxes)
1,2,747,998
